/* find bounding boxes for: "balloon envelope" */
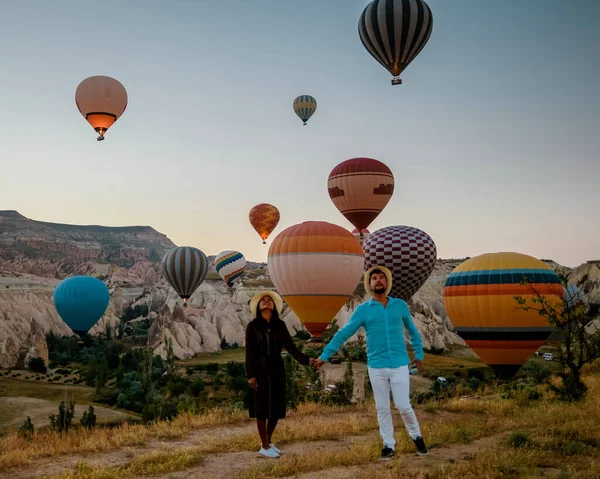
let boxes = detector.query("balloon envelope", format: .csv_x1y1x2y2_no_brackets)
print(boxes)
249,203,280,244
215,250,247,287
358,0,434,84
362,225,437,301
268,221,364,337
162,246,209,302
53,276,110,334
443,252,564,379
328,158,394,232
75,75,128,140
293,95,317,125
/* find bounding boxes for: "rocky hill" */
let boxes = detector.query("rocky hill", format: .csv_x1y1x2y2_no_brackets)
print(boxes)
0,211,597,368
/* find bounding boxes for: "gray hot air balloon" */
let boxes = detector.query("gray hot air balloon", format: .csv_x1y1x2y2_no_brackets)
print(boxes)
358,0,434,85
162,246,208,305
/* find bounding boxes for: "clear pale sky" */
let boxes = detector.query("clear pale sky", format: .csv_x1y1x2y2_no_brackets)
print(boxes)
1,0,598,268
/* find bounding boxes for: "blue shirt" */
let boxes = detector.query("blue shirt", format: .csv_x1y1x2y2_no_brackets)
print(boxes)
319,297,424,368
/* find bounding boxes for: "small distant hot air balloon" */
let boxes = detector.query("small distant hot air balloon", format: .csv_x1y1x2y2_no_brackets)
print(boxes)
352,228,370,245
293,95,317,125
162,246,209,306
443,252,564,379
249,203,280,244
328,158,394,236
363,225,437,301
268,221,364,338
214,250,247,287
358,0,434,85
53,276,110,336
75,75,128,141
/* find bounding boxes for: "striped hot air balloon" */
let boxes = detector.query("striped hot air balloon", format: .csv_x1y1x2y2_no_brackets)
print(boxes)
293,95,317,125
363,225,437,301
162,246,209,304
268,221,364,338
358,0,434,85
443,252,564,379
249,203,280,244
328,158,394,233
75,75,128,141
214,250,247,287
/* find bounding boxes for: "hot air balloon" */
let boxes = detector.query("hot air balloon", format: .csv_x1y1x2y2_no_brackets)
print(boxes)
352,228,370,245
268,221,364,338
75,75,128,141
214,250,247,287
328,158,394,237
162,246,209,305
293,95,317,125
249,203,280,244
443,252,564,379
358,0,434,85
363,225,436,301
53,276,110,336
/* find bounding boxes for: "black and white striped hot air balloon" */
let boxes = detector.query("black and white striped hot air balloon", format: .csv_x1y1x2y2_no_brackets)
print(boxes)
358,0,433,85
161,246,208,306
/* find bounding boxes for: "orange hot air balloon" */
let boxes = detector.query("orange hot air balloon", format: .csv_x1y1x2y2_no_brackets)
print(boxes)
75,75,128,141
249,203,280,244
268,221,364,338
443,252,564,379
328,158,394,235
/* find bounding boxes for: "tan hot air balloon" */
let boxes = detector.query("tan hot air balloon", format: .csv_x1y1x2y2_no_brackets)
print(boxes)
267,221,364,338
75,75,128,141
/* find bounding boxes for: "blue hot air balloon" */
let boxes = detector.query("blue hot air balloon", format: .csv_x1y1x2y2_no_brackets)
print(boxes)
53,276,110,335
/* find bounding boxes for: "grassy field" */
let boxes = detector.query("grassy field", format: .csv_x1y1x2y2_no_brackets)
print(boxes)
0,362,597,478
0,378,138,434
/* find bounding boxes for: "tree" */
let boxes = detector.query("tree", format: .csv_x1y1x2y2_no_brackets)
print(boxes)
514,273,600,401
28,357,47,374
165,337,176,379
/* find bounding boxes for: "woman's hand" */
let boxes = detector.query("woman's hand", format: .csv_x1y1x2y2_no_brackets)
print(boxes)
248,377,258,389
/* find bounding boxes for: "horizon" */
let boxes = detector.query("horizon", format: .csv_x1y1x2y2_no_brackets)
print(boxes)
1,1,598,269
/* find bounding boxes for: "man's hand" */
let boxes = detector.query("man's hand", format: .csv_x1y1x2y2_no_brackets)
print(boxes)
410,359,423,371
309,358,317,368
248,377,258,389
314,358,326,369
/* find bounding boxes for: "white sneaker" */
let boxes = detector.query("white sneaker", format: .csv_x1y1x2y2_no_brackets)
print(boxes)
259,446,280,458
269,443,281,454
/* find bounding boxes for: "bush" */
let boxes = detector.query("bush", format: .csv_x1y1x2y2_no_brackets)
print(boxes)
522,359,552,385
28,357,47,374
295,330,311,340
508,431,532,448
80,406,97,429
189,378,205,396
19,416,34,441
225,361,246,378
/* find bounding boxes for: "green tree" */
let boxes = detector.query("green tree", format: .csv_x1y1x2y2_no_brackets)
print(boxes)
514,274,600,401
28,357,47,374
49,400,75,435
19,416,34,441
80,405,97,429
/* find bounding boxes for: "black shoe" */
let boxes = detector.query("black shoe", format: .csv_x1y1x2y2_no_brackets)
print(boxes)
381,446,395,459
412,436,429,455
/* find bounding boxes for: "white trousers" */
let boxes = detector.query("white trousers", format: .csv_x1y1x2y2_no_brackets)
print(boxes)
368,366,422,448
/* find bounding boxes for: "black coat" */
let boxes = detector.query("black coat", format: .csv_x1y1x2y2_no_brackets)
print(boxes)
245,316,310,420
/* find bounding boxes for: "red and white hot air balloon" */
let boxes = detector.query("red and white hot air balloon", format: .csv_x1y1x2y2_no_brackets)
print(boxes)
362,225,437,301
327,158,394,239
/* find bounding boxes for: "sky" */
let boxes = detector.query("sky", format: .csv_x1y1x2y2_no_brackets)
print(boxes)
0,0,598,268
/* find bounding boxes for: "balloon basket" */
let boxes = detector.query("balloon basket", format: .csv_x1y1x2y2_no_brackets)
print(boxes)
97,136,105,141
391,77,402,86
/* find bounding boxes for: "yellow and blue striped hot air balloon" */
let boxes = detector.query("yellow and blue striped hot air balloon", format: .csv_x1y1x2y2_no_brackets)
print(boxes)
293,95,317,125
443,252,564,379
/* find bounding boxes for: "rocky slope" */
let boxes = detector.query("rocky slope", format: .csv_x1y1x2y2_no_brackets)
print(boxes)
1,211,598,366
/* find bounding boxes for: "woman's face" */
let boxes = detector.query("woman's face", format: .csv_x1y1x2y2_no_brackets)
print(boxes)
259,295,275,312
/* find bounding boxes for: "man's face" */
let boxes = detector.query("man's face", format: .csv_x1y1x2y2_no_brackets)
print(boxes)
259,295,275,311
370,272,387,295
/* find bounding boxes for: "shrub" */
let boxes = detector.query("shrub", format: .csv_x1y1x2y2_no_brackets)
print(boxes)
28,357,47,374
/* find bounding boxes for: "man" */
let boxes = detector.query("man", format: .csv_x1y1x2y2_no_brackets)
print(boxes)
314,265,428,459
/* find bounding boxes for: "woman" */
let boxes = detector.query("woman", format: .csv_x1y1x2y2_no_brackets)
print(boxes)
245,290,315,459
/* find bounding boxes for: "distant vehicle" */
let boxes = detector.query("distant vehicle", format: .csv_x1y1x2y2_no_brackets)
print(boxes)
543,353,554,361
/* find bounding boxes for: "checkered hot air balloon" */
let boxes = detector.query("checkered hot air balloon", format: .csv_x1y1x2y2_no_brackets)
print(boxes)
328,158,394,234
214,250,247,287
249,203,280,244
362,225,437,301
162,246,209,305
268,221,364,338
